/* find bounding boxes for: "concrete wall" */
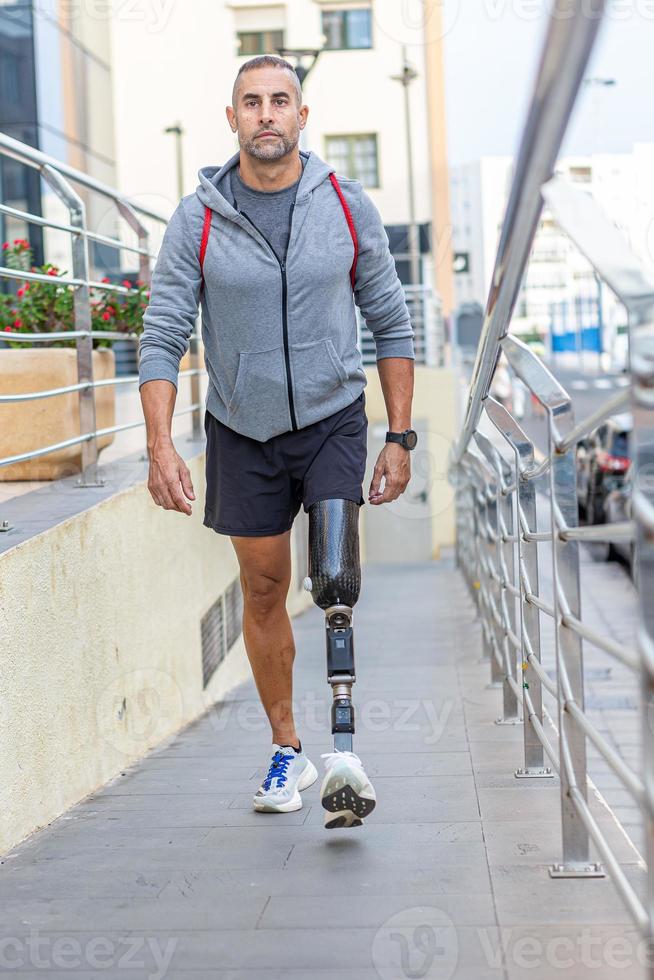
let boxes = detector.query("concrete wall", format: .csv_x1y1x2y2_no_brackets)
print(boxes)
361,364,457,557
0,453,311,855
0,364,456,853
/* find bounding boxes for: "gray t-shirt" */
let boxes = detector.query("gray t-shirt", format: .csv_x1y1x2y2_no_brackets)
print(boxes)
230,158,305,265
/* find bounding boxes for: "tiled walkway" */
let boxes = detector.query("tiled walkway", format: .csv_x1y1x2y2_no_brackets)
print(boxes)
0,560,645,979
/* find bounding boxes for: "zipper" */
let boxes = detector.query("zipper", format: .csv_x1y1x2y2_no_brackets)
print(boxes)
239,207,298,431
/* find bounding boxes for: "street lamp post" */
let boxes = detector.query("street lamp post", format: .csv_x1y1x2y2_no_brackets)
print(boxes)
583,76,616,154
275,47,322,86
275,48,322,150
164,123,185,200
391,48,421,288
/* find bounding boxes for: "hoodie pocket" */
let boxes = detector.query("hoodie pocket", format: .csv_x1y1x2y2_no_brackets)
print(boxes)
290,338,349,425
227,346,289,440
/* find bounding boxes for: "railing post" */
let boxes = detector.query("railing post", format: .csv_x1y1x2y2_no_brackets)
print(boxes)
41,164,102,487
471,455,506,690
116,198,157,451
463,455,496,676
475,433,520,724
188,323,203,440
486,394,552,778
631,300,654,968
547,398,600,877
456,458,482,611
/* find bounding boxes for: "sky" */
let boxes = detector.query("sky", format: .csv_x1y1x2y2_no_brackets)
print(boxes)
441,0,654,165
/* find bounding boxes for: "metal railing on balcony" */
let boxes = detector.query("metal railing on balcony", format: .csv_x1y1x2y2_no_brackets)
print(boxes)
449,0,654,956
0,131,206,490
357,283,445,368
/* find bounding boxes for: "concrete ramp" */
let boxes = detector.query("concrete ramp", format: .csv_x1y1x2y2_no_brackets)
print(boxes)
0,560,644,979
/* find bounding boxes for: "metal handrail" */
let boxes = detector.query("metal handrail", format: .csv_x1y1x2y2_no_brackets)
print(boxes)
453,0,607,463
0,131,207,487
450,0,654,961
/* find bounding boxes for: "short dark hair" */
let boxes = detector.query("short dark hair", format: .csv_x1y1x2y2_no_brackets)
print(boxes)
232,55,303,108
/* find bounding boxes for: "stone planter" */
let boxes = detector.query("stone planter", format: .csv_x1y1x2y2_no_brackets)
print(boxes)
0,347,116,481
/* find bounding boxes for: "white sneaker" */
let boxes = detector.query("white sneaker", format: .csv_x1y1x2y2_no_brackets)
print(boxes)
253,745,318,813
320,750,377,829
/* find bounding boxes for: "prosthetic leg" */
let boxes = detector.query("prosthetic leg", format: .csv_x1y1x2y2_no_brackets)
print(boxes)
305,499,376,828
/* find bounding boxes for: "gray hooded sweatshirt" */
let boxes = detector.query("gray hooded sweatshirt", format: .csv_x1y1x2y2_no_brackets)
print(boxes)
138,148,415,442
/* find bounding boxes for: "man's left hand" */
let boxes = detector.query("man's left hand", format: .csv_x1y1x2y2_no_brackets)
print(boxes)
368,443,411,505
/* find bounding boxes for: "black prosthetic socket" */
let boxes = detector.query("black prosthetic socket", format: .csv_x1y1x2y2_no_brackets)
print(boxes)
307,499,361,609
307,499,361,752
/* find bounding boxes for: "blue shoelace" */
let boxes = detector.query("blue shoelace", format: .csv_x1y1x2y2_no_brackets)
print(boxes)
262,750,293,791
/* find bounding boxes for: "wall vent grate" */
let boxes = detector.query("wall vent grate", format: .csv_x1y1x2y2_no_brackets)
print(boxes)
201,576,244,689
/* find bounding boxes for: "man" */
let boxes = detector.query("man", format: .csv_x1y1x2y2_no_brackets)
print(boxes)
139,55,416,829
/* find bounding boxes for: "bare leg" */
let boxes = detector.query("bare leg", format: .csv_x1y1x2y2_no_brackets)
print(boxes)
231,530,299,747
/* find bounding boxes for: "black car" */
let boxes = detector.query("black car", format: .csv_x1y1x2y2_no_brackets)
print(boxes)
576,414,632,525
603,464,638,583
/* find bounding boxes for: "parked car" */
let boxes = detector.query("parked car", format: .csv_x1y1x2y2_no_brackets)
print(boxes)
603,464,638,583
576,414,632,525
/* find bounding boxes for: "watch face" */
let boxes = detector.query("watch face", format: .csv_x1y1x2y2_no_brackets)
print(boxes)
405,430,418,450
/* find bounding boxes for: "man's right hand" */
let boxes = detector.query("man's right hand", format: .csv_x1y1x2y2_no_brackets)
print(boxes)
147,438,196,516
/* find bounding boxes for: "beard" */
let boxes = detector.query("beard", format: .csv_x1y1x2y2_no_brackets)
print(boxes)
239,127,299,162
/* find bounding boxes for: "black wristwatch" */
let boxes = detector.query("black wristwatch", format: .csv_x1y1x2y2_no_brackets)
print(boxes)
386,428,418,451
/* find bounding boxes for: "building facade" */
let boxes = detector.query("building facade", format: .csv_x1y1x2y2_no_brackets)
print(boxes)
110,0,453,316
450,147,654,360
0,0,118,270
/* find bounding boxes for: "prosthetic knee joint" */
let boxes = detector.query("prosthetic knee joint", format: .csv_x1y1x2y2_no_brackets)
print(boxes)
304,499,361,752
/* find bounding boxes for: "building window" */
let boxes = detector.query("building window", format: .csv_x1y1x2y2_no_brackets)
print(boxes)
237,30,284,56
569,165,592,183
325,133,379,188
321,8,372,49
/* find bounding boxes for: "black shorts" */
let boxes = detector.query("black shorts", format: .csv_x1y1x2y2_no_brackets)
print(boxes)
203,391,368,537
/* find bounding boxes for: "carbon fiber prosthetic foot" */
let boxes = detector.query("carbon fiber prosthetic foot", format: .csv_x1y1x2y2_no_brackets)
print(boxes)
304,500,377,828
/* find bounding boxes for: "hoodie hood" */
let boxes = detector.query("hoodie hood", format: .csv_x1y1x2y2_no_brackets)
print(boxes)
196,149,335,218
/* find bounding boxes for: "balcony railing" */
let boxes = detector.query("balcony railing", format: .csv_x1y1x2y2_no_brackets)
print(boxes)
449,0,654,957
0,131,206,489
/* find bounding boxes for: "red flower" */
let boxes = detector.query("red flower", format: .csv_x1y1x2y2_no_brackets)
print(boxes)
2,243,9,250
3,326,12,332
47,268,58,276
13,318,22,328
102,311,111,321
122,279,132,288
17,286,27,297
102,277,111,284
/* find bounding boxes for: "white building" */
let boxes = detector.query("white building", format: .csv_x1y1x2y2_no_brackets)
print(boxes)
109,0,454,319
450,146,654,360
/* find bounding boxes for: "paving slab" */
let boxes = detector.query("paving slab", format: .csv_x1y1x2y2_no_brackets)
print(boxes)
0,560,645,979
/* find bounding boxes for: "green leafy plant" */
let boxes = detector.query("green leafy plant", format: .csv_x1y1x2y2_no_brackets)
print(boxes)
0,239,150,349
